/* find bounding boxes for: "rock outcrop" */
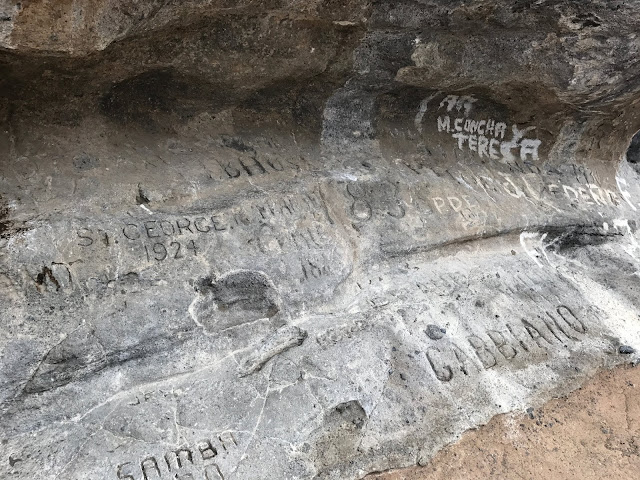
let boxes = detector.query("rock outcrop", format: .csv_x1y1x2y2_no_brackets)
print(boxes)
1,1,640,479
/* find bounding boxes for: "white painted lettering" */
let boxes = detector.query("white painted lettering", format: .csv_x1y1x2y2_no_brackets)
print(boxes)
478,135,489,158
587,184,605,206
468,134,478,152
432,197,446,214
577,187,593,205
495,122,507,139
448,197,463,212
437,115,451,133
452,133,469,150
486,119,495,136
562,185,579,201
616,176,637,211
520,139,541,161
489,138,500,159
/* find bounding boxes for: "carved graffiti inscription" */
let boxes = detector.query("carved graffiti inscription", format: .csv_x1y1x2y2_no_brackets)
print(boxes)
116,433,237,480
423,305,588,383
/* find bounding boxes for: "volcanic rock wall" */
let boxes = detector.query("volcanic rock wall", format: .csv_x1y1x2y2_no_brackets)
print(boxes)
1,1,640,479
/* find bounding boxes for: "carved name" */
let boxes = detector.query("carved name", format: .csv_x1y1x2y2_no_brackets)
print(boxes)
116,433,237,480
422,305,588,382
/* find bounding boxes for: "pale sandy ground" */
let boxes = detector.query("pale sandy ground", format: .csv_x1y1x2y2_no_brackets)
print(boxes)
367,364,640,480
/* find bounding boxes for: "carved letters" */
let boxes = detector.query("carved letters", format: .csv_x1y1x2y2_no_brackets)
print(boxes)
116,434,236,480
423,306,587,383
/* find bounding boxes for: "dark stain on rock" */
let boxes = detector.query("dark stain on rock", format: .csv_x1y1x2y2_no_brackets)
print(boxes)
221,135,256,154
35,266,60,291
545,224,625,252
311,400,369,478
0,200,8,238
627,130,640,169
99,68,226,131
332,400,367,430
211,270,279,318
135,184,150,205
24,327,106,394
193,270,280,333
426,324,446,340
0,196,25,240
72,153,99,170
23,325,194,394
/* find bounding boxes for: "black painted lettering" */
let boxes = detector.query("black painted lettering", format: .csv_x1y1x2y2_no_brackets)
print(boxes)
425,347,453,382
194,217,211,233
176,218,193,235
123,223,141,240
468,335,497,369
77,228,94,247
144,220,160,238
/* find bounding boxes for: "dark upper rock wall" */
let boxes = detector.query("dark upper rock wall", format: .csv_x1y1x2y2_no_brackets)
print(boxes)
2,2,640,480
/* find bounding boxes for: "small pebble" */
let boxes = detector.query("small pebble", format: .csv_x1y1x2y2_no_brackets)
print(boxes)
425,324,446,340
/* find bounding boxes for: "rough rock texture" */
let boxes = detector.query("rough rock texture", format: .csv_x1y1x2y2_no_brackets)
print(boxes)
368,364,640,480
1,1,640,479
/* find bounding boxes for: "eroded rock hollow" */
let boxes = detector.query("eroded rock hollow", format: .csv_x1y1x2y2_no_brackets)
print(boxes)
2,1,640,479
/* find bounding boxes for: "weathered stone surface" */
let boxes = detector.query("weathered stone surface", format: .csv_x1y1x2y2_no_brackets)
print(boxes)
1,1,640,479
368,364,640,480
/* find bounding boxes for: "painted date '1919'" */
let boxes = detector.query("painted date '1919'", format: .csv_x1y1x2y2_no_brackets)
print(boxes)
144,240,198,261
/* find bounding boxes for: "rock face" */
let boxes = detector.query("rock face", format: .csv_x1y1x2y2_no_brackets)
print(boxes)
1,1,640,479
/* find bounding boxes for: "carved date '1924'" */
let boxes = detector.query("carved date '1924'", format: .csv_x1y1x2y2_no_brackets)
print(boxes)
144,240,198,262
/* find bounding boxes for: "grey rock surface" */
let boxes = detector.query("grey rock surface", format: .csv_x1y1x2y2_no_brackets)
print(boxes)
1,1,640,479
